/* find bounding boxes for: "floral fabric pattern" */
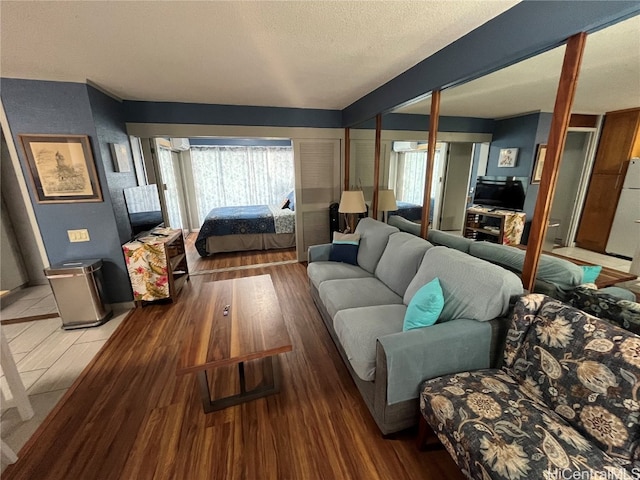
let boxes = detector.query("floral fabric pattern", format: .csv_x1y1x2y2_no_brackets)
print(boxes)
420,294,640,479
567,285,640,335
123,234,173,301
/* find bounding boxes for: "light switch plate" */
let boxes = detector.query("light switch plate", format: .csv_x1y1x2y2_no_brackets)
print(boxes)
68,229,90,242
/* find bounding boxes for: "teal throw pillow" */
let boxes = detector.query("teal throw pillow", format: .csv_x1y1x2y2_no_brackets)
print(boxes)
581,265,602,284
403,278,444,332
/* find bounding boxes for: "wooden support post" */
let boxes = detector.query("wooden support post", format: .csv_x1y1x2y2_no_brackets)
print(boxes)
522,33,587,291
372,114,382,219
420,89,441,239
344,127,350,191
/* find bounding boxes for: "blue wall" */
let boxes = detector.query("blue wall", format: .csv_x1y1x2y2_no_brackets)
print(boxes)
189,138,292,147
124,101,342,128
350,113,495,133
87,86,138,243
1,79,133,303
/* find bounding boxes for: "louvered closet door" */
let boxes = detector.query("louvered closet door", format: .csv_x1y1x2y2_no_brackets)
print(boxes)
294,139,341,261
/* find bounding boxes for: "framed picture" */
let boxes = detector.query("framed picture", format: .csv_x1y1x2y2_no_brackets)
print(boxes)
109,143,131,173
497,148,519,167
532,144,547,184
19,134,103,203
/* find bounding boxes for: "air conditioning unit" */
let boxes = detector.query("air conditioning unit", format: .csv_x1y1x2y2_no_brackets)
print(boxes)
170,138,190,151
392,141,418,152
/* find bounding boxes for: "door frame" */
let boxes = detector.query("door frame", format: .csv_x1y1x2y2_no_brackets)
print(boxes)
563,119,603,246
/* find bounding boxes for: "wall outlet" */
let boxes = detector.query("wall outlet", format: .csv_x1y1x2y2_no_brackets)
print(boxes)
68,229,90,242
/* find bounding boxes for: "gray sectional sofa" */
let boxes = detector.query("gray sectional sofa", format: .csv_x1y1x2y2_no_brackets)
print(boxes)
307,218,524,434
388,216,636,302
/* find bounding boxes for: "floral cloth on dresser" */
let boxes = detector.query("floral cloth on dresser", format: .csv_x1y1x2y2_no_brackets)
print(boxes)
123,238,170,301
502,212,525,246
420,294,640,480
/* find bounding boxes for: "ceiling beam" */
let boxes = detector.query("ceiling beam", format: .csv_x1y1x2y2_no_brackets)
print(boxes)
372,114,382,219
343,2,640,126
522,32,588,291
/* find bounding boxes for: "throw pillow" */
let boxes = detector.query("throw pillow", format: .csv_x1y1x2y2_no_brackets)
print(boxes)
328,232,360,265
403,278,444,332
581,265,602,283
286,190,295,211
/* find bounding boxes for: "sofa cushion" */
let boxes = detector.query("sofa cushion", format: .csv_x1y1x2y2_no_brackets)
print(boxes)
504,295,640,466
420,369,631,479
566,284,640,335
333,304,406,381
469,241,583,291
374,232,432,297
306,261,372,290
354,218,399,274
426,230,474,253
387,215,421,236
319,277,403,319
403,278,444,331
404,246,523,322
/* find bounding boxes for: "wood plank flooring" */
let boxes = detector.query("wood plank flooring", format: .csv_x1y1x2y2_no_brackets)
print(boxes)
185,232,297,272
3,261,463,480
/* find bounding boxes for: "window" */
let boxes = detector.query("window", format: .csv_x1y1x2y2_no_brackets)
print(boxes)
189,145,294,224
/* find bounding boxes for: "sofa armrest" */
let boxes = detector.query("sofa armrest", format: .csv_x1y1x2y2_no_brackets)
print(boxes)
377,319,493,405
308,243,332,263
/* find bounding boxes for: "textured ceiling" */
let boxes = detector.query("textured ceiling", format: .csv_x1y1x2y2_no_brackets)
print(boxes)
394,15,640,118
0,0,518,110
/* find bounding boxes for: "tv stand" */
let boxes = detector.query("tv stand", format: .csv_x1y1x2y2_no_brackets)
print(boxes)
464,207,526,246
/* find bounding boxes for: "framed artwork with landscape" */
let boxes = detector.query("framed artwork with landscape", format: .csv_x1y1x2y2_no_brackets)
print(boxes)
19,134,103,203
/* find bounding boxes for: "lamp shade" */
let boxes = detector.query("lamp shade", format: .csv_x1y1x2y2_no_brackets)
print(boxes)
338,190,366,213
378,189,397,212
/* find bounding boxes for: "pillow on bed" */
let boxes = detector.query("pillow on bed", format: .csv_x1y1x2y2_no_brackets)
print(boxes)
280,198,290,209
286,190,295,211
329,232,360,265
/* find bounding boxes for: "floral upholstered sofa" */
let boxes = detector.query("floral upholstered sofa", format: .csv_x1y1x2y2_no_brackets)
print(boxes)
419,294,640,479
567,284,640,335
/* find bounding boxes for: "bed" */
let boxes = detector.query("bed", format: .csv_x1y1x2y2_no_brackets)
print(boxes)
195,205,296,257
389,201,423,222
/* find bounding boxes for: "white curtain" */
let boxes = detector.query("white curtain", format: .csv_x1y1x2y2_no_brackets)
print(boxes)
157,146,183,228
190,146,294,224
396,151,427,204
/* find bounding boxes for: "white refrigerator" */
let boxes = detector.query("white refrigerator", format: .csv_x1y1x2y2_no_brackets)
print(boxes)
606,158,640,258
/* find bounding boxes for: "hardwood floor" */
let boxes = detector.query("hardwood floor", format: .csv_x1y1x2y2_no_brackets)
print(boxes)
185,232,297,273
3,262,463,480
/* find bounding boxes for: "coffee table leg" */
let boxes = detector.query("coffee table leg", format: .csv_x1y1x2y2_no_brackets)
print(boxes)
196,356,281,413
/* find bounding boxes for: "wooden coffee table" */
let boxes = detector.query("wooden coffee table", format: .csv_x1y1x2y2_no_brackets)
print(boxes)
177,274,292,412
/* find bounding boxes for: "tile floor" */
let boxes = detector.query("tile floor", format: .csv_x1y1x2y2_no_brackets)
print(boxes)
0,291,130,470
0,285,57,321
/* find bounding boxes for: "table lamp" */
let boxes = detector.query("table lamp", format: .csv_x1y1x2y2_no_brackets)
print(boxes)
378,189,397,223
339,190,366,233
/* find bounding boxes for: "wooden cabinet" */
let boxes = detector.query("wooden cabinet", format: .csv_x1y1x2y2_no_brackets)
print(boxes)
464,208,526,246
122,228,189,305
576,108,640,252
592,109,640,174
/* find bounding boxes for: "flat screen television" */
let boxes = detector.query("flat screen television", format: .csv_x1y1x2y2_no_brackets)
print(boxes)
123,185,164,236
473,176,528,211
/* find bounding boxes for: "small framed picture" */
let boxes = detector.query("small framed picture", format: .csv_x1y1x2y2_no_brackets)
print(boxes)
110,143,131,173
498,148,519,168
532,144,547,184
